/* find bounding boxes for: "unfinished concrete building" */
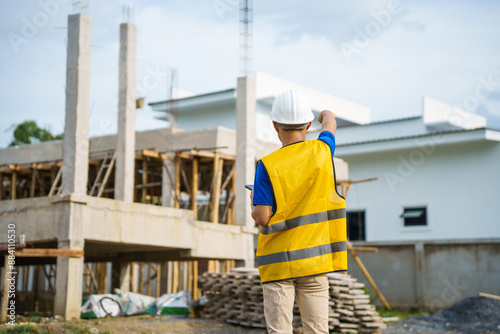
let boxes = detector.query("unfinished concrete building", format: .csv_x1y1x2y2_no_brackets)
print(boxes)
0,13,363,319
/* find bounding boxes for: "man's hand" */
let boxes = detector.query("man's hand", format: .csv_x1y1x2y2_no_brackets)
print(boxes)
251,189,272,226
318,110,337,135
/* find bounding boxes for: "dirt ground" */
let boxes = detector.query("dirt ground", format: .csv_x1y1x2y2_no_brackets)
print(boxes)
2,297,499,334
1,316,268,334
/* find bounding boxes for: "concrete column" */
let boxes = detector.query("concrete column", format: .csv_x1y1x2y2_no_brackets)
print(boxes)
111,261,131,292
415,241,427,308
62,14,91,195
161,158,176,207
114,23,136,202
54,239,84,320
235,76,256,267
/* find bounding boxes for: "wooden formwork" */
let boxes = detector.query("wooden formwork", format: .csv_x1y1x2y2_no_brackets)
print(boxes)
0,147,239,316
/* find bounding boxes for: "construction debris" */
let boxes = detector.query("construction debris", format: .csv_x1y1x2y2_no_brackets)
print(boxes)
80,290,189,318
81,294,122,319
199,269,387,333
155,290,191,315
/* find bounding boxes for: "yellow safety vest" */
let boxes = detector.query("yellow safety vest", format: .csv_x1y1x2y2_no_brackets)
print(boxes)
256,140,347,283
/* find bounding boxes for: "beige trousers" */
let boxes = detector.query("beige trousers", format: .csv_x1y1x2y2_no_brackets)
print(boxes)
262,274,329,334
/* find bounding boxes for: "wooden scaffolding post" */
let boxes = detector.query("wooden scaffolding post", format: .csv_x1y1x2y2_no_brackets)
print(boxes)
142,157,148,203
129,262,135,292
209,154,223,223
156,263,161,298
138,263,144,294
175,156,181,209
96,262,107,294
34,265,40,312
84,264,90,294
172,261,179,292
192,261,198,299
0,173,3,200
167,262,173,294
191,157,199,218
181,261,188,291
347,240,391,310
232,167,237,225
30,169,36,197
146,264,151,295
11,172,17,200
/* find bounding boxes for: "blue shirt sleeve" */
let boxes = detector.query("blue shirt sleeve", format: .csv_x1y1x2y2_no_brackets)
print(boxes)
252,161,276,212
318,130,336,157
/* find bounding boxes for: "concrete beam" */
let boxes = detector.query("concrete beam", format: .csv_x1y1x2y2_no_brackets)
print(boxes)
114,23,136,202
62,14,91,195
0,196,255,262
0,127,238,166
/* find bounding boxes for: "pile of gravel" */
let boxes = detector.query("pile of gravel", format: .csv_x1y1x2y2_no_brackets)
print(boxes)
386,296,500,334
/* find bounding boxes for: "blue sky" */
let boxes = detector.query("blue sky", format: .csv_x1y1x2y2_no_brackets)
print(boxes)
1,0,499,147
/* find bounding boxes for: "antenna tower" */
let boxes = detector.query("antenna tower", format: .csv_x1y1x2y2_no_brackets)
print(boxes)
239,0,253,77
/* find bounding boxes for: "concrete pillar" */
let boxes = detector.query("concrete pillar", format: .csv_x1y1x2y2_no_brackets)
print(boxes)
235,76,256,267
114,23,136,202
62,14,91,195
111,261,131,292
54,239,84,320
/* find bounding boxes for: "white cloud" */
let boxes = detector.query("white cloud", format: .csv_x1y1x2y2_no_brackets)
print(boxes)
1,0,500,147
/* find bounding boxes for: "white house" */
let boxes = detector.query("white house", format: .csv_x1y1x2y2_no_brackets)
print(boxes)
149,74,500,243
149,71,370,141
328,97,500,242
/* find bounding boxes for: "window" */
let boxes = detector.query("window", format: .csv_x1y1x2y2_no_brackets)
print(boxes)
347,211,366,241
401,207,427,226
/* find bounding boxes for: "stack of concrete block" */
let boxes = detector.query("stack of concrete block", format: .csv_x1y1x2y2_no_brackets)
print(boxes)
328,272,386,333
199,269,267,328
199,269,386,333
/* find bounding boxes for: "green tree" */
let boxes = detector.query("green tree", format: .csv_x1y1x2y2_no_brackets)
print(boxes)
7,120,64,147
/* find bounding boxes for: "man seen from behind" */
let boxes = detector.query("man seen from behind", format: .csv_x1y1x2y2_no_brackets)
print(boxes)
251,89,348,334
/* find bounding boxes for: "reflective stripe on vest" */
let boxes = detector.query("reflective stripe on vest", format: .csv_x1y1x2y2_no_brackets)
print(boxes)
257,140,347,283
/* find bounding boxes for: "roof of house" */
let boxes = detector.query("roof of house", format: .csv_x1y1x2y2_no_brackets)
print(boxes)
148,88,235,106
338,115,421,128
336,128,477,147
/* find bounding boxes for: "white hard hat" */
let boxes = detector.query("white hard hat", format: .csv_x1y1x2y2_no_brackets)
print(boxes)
270,89,314,124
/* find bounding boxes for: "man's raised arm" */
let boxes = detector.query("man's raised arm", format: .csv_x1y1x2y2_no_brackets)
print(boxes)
318,110,337,135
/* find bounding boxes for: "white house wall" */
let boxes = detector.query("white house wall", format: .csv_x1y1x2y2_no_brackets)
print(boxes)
175,103,236,132
341,140,500,241
255,101,280,143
